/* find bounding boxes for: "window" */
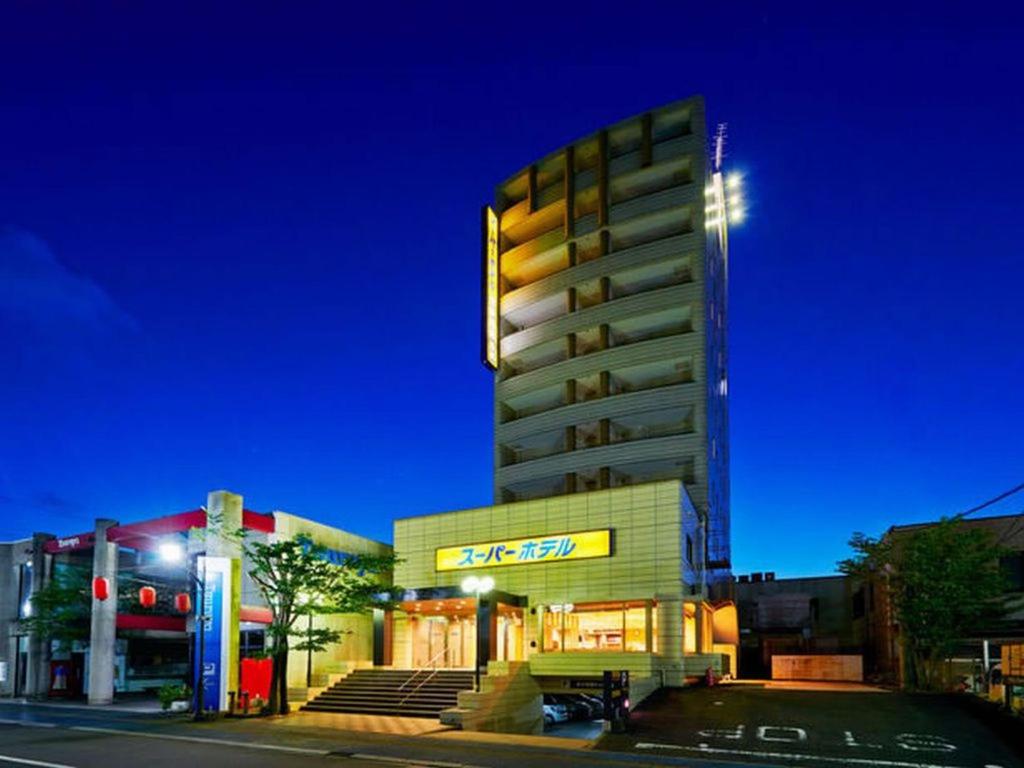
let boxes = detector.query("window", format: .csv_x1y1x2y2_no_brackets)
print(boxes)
542,601,654,652
1000,553,1024,591
686,534,694,565
852,587,866,619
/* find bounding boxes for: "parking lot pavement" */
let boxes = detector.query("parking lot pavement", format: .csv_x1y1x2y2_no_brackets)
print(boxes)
597,683,1024,768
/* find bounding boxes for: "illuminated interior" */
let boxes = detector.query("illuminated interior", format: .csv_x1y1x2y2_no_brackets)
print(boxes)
401,599,524,668
542,601,656,652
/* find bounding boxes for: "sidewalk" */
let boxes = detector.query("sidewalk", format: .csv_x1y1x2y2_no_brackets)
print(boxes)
265,710,595,750
3,696,164,714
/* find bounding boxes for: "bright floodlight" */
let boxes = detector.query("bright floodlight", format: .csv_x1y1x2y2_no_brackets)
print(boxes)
159,542,184,563
461,576,480,594
726,172,742,190
22,600,32,617
478,576,495,594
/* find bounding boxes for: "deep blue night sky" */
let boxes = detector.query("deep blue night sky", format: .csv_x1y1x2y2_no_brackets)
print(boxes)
1,4,1022,576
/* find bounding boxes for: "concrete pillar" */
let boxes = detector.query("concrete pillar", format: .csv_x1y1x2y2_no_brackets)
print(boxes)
694,601,706,654
644,601,654,653
657,596,685,687
657,598,683,662
26,534,53,696
88,519,118,705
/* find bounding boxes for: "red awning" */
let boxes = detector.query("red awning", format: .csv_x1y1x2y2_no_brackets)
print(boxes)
49,507,275,553
116,614,186,632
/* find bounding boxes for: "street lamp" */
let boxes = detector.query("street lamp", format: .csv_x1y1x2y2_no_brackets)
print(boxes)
461,576,494,692
159,538,206,721
158,542,184,563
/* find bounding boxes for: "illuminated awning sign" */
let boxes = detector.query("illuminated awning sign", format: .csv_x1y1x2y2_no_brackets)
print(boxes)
436,528,612,572
482,205,500,370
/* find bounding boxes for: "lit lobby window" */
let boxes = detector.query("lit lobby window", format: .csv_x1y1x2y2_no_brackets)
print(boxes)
542,601,655,652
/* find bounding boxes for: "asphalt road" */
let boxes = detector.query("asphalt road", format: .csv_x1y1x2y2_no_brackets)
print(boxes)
0,722,385,768
597,684,1024,768
0,703,758,768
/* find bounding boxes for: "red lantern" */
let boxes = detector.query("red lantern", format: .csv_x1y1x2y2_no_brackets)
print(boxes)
139,586,157,608
174,593,191,613
92,577,109,601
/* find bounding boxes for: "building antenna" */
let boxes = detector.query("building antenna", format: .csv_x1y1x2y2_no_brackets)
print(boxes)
714,123,727,172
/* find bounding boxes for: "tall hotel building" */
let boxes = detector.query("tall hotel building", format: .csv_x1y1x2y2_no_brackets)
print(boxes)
484,96,732,579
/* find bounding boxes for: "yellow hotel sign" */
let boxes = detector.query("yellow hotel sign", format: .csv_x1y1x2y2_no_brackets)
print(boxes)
436,529,612,572
482,205,500,370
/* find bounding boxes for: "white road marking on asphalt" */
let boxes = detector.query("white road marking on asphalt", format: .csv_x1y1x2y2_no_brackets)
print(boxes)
0,755,77,768
68,726,330,755
635,741,972,768
697,724,744,739
68,728,487,768
349,754,482,768
0,721,56,729
845,730,883,749
896,734,957,753
757,725,808,742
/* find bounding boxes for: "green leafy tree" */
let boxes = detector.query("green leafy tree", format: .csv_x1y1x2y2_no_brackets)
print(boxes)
19,564,91,652
244,534,397,714
839,517,1012,690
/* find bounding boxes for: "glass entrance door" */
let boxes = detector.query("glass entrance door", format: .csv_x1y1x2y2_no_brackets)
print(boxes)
406,600,477,669
496,606,524,661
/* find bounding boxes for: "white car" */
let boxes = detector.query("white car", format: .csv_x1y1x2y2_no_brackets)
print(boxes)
543,701,569,725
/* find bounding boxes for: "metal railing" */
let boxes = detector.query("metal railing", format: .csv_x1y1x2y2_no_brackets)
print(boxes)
397,646,453,705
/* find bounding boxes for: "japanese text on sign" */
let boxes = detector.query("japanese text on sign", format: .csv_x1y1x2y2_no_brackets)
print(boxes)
436,529,612,571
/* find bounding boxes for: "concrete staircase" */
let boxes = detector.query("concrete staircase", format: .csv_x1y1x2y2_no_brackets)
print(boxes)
301,668,475,718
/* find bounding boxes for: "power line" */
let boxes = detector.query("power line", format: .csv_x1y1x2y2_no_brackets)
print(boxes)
954,480,1024,520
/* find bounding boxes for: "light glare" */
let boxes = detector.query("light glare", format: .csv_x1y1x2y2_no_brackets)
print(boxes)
159,542,184,563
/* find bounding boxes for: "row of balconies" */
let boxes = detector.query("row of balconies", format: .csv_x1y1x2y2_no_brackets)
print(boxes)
500,143,698,247
499,333,704,405
500,181,702,286
503,234,698,326
497,99,702,213
497,405,697,468
500,283,698,377
497,447,700,503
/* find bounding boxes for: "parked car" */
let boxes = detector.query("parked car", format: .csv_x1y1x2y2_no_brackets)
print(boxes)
578,694,606,718
542,696,570,725
551,694,594,720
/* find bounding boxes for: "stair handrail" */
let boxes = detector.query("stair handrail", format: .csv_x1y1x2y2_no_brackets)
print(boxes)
397,646,453,706
397,645,448,691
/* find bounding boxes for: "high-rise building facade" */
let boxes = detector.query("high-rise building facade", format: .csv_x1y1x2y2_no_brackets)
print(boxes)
483,96,732,578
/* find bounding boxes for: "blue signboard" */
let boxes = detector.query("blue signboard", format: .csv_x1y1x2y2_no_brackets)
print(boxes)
194,566,223,712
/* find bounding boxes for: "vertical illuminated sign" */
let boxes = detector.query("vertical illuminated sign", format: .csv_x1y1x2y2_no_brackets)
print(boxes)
482,205,500,370
194,556,232,712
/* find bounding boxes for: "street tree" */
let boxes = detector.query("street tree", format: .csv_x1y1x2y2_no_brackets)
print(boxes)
19,564,91,652
839,517,1012,690
244,534,397,714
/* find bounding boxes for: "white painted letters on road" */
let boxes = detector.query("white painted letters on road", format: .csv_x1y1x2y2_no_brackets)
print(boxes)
895,733,956,753
844,730,882,749
697,724,744,740
757,726,808,742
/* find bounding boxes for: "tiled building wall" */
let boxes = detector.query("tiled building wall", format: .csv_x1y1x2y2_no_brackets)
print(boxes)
394,481,687,605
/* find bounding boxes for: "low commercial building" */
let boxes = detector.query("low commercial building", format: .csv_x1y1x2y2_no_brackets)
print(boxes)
864,512,1024,688
734,573,866,680
0,536,40,697
0,490,390,705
